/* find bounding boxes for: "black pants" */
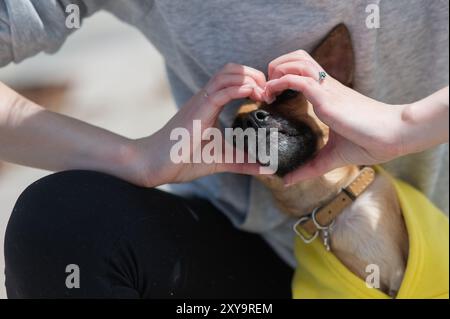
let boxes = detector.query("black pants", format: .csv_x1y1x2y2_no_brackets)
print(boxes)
4,170,293,299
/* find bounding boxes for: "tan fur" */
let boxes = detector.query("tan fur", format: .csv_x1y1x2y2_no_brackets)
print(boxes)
250,98,409,296
332,175,409,295
235,25,409,295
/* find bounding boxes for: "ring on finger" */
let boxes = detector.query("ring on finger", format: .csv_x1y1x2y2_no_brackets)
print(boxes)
318,71,327,83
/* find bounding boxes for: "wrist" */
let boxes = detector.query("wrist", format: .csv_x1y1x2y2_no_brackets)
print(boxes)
102,137,144,186
402,91,449,155
388,103,411,157
373,103,408,160
397,100,430,156
124,132,167,188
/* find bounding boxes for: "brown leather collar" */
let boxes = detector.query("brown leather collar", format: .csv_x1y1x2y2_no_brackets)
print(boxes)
293,166,376,246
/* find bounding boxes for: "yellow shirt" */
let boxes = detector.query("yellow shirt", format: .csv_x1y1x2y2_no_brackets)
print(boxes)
292,172,449,299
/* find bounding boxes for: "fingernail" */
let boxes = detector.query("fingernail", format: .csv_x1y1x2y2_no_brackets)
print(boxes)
262,92,273,104
255,87,265,99
267,97,275,104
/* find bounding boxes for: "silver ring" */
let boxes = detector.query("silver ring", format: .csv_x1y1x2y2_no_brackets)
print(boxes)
318,71,327,83
312,208,335,230
293,216,319,244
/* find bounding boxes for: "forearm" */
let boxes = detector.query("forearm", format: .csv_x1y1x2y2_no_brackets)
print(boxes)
399,86,449,155
0,83,137,182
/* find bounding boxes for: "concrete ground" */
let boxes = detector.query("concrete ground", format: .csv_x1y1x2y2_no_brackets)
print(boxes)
0,12,176,298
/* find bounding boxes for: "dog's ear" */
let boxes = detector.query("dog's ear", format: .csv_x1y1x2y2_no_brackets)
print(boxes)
312,24,354,87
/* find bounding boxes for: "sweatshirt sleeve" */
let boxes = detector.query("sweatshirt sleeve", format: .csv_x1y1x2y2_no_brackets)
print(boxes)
0,0,105,67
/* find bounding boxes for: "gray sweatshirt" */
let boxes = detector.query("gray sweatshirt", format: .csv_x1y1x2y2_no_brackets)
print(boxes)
1,0,448,266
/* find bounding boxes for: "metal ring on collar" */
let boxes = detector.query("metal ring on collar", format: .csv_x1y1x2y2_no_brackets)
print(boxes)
312,208,335,230
293,215,319,244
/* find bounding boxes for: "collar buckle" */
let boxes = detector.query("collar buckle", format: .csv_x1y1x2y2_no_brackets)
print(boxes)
293,211,319,244
294,206,336,249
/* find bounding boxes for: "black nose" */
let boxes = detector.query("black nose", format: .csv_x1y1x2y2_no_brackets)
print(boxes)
251,110,269,123
244,110,270,129
232,110,271,130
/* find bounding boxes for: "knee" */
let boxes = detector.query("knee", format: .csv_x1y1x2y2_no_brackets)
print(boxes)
7,171,118,232
5,170,188,249
4,170,180,297
4,171,198,298
5,171,109,249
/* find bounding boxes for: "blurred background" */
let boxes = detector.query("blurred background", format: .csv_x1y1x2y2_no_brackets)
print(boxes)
0,12,177,298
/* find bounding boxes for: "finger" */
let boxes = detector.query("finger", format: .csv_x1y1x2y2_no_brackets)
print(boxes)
270,60,320,81
206,74,264,100
268,50,321,79
283,142,344,186
264,75,326,107
202,85,255,120
220,63,267,89
210,85,255,106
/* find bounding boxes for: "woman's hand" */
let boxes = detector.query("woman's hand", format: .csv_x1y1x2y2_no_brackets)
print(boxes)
129,63,267,187
1,64,267,189
263,50,449,185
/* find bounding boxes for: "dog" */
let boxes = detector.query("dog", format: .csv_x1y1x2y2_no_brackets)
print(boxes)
232,25,449,298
